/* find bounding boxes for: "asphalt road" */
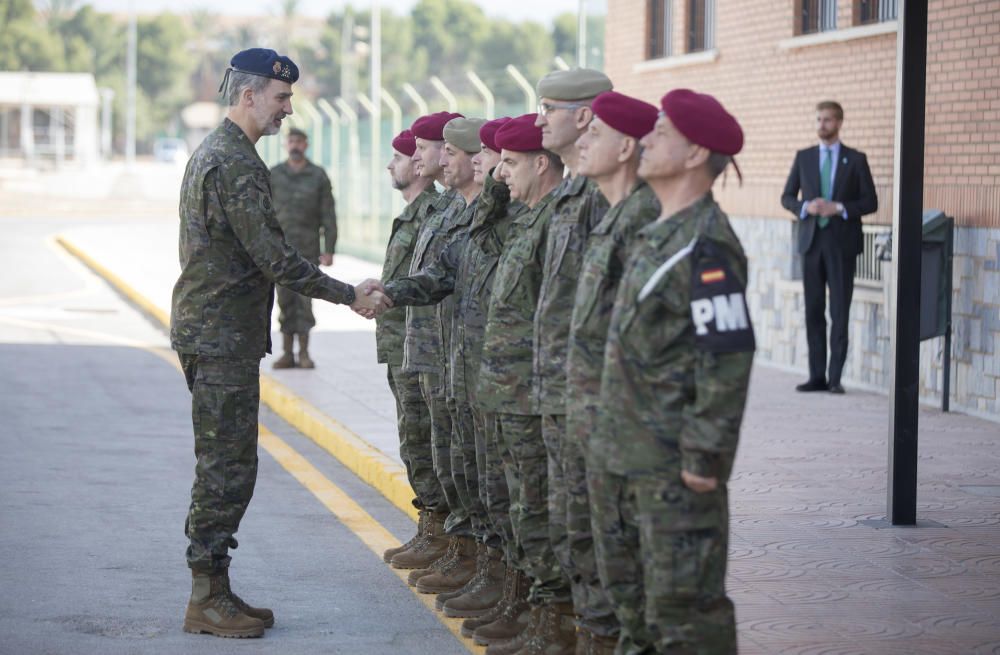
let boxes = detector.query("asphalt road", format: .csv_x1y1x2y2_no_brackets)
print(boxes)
0,218,469,655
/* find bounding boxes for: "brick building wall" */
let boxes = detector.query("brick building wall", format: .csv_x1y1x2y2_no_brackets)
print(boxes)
604,0,1000,419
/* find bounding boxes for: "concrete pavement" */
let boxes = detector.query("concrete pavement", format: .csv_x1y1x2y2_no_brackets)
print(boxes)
0,218,471,654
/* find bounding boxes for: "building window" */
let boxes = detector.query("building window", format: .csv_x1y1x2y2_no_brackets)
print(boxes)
648,0,672,59
798,0,837,35
687,0,715,52
857,0,898,24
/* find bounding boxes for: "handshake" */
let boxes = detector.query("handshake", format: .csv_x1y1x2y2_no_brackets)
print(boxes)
349,279,392,319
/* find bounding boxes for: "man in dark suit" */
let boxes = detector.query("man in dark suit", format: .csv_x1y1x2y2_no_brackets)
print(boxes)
781,101,878,394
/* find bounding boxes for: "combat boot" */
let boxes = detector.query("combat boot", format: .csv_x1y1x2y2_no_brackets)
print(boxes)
297,332,315,369
391,511,449,570
220,570,274,628
444,546,504,618
437,541,488,610
272,334,295,369
384,509,428,563
475,570,531,646
462,561,514,637
485,603,542,655
515,602,577,655
417,535,477,594
408,534,459,586
183,571,265,638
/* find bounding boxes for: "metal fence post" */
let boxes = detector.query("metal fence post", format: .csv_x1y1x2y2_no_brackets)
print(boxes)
381,88,405,218
402,83,429,116
506,65,537,114
357,92,382,247
334,97,362,243
466,71,495,119
316,98,342,195
429,76,459,113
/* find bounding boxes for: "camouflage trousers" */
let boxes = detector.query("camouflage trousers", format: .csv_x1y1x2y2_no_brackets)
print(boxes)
276,285,316,335
544,412,618,636
480,410,513,556
499,413,570,604
419,371,470,536
450,402,490,541
589,466,736,654
387,364,445,512
179,354,260,574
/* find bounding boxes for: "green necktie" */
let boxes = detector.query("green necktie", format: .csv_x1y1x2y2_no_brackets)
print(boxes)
818,148,833,229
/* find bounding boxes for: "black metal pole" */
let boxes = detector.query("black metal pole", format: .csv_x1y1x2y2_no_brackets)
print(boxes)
887,0,928,526
942,216,954,413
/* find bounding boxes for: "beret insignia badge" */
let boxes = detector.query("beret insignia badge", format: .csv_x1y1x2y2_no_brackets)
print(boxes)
272,61,282,74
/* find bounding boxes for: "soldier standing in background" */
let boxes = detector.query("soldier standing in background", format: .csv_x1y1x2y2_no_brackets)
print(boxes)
171,48,388,639
594,89,754,654
377,129,448,568
530,68,612,655
567,90,660,654
269,127,338,369
475,114,566,654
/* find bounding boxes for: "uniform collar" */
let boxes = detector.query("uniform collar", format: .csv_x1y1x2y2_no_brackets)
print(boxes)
639,191,714,249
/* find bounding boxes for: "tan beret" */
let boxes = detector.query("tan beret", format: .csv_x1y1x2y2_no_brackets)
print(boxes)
536,68,613,101
443,117,488,153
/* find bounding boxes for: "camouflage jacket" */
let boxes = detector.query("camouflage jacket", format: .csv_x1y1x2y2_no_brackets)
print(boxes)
402,189,466,374
597,192,754,480
385,174,525,403
171,119,355,359
533,175,608,415
477,187,560,415
375,186,439,366
566,182,659,420
436,198,480,383
269,159,337,261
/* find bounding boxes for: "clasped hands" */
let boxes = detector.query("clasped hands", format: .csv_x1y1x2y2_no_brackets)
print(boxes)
805,198,842,217
350,279,393,319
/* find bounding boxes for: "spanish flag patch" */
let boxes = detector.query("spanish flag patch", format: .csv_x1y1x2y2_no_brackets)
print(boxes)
700,268,726,284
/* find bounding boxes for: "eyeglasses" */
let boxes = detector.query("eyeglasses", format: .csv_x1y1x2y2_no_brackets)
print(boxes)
537,101,585,117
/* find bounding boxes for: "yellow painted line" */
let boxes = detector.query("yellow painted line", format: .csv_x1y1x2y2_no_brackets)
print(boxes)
56,234,419,523
55,235,171,328
143,347,484,653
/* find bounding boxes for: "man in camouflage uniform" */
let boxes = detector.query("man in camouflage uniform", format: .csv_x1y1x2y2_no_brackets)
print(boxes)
371,117,523,616
376,129,447,567
593,89,754,654
388,112,471,577
529,68,613,655
567,91,660,654
476,114,567,654
171,48,388,639
269,127,338,369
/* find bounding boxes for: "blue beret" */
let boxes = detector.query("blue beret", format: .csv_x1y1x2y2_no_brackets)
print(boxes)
226,48,299,87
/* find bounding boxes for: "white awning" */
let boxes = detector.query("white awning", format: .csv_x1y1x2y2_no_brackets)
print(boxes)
0,72,100,108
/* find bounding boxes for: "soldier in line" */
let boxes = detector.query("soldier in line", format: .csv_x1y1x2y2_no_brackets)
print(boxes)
407,117,489,597
567,90,661,654
377,129,448,570
366,117,523,620
269,126,338,369
171,48,389,639
593,89,754,654
475,114,566,655
530,68,613,655
388,112,471,579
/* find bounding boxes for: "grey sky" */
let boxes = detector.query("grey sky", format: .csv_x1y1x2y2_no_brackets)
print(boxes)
81,0,592,25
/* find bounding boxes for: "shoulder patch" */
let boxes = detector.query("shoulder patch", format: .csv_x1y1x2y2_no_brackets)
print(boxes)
689,239,755,353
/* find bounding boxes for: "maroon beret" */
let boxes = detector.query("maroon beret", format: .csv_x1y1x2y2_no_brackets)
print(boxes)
479,117,512,153
392,129,416,157
411,111,464,141
660,89,743,155
494,113,544,152
591,91,658,140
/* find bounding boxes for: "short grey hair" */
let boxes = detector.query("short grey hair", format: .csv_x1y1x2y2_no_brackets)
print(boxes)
227,70,270,107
